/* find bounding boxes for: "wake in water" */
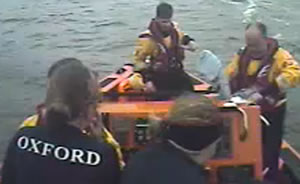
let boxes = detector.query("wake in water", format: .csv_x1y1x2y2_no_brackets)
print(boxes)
242,0,285,40
242,0,258,24
220,0,258,24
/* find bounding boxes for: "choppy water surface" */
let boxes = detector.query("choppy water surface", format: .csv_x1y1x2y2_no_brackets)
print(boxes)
0,0,300,159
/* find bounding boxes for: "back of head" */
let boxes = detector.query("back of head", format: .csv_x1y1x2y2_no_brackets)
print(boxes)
156,2,173,19
167,93,222,126
47,58,83,78
45,58,92,130
163,93,223,151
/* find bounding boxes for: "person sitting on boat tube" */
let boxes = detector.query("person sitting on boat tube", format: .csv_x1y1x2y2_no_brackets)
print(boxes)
1,58,121,184
225,22,300,183
132,2,197,95
121,94,223,184
19,58,125,169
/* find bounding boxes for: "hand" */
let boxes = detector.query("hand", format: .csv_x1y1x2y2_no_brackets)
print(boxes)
248,92,263,103
144,81,156,93
232,88,255,99
181,41,199,52
128,73,145,90
232,88,263,104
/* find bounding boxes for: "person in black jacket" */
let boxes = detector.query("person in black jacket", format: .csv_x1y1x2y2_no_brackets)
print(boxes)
121,94,267,184
121,94,223,184
1,58,121,184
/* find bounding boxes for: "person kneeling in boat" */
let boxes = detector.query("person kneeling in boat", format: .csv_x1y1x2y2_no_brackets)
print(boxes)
121,94,223,184
132,2,197,96
225,22,300,183
2,58,121,184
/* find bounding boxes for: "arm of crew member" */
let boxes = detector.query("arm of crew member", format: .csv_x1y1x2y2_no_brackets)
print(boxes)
2,135,18,184
275,49,300,89
231,50,300,101
178,30,198,52
173,22,197,52
133,38,155,72
224,54,240,80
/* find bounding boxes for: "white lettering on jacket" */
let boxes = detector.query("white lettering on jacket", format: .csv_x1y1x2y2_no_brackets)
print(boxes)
54,146,70,161
41,143,55,156
28,138,43,154
86,151,101,166
16,136,101,166
17,136,29,149
70,149,85,164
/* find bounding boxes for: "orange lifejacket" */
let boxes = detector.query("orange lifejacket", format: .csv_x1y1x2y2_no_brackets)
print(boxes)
118,79,131,93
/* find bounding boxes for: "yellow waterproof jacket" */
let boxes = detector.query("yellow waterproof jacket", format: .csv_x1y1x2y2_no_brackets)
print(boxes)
133,23,185,71
225,48,300,90
20,115,125,169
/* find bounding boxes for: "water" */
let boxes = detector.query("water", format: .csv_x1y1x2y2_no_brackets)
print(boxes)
0,0,300,159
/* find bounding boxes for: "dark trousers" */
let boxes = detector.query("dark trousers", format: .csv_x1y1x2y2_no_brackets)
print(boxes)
150,70,194,100
151,70,193,93
262,104,286,183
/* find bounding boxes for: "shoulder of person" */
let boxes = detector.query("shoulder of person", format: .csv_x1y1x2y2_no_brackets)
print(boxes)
272,47,300,69
17,122,42,136
19,114,39,129
127,143,186,166
172,21,185,36
7,125,42,151
273,47,294,60
123,143,206,184
125,144,164,165
86,136,119,159
138,30,152,39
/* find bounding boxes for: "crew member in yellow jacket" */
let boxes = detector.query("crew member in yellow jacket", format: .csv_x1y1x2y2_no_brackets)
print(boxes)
132,2,197,97
225,22,300,183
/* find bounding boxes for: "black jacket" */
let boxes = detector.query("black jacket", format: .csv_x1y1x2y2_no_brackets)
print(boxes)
1,125,120,184
121,142,208,184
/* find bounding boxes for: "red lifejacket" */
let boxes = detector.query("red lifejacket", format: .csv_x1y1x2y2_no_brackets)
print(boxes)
140,19,184,73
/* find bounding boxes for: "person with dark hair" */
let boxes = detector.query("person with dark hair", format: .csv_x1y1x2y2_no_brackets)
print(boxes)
121,94,223,184
1,58,121,184
156,2,173,19
225,22,300,183
132,2,197,96
47,58,83,78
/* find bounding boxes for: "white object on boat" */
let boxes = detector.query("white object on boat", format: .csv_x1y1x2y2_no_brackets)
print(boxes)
196,50,231,99
230,96,249,104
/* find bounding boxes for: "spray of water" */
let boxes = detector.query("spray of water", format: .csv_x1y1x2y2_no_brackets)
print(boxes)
242,0,258,24
242,0,284,40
